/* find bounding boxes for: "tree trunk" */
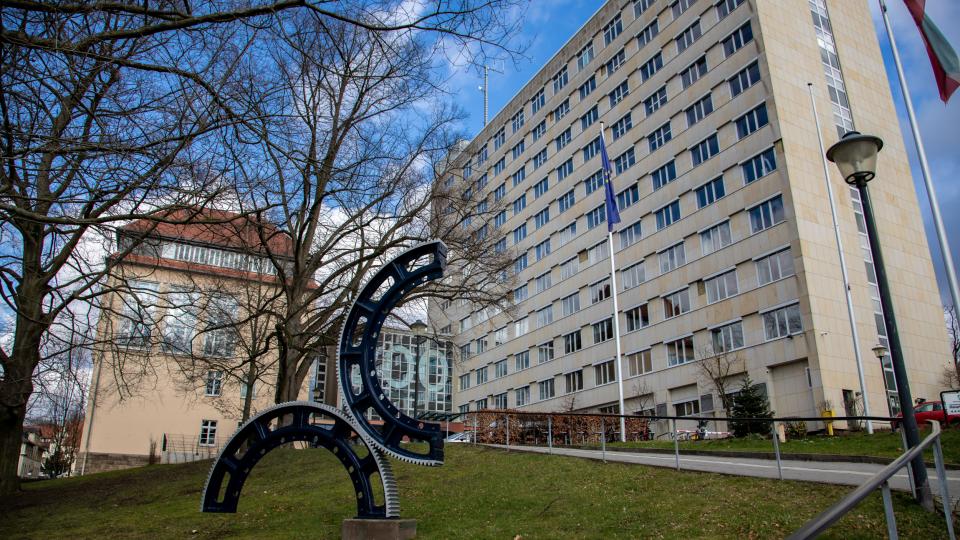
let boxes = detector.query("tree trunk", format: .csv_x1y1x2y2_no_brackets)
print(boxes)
0,401,26,495
242,361,256,422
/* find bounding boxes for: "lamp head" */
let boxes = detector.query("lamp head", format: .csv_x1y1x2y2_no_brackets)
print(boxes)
826,131,884,186
871,344,889,359
410,319,428,337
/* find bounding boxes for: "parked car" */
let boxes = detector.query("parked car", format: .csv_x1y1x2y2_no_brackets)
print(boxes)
891,401,960,429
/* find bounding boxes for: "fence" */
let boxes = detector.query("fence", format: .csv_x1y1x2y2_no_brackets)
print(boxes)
160,433,224,464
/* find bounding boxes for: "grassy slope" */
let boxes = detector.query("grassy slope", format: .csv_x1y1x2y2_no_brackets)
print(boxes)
606,428,960,464
0,444,951,539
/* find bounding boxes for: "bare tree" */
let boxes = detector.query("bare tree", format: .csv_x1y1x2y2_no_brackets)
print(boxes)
697,347,745,417
0,0,527,495
234,11,517,403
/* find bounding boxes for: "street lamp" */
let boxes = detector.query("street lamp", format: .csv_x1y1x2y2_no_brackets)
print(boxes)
410,319,428,420
827,131,932,508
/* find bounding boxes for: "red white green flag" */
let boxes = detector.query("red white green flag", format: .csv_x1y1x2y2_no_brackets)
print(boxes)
903,0,960,102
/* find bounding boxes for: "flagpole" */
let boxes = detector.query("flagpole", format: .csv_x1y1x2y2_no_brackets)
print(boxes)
808,83,874,433
879,0,960,315
599,121,628,443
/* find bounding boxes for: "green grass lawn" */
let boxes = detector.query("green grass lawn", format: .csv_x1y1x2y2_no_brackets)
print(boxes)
603,427,960,465
0,444,952,539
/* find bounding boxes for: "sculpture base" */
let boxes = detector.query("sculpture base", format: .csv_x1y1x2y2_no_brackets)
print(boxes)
342,518,416,540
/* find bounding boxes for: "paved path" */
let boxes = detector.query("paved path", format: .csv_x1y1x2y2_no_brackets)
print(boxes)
488,444,960,500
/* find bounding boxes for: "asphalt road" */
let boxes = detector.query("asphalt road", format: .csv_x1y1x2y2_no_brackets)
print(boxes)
488,443,960,501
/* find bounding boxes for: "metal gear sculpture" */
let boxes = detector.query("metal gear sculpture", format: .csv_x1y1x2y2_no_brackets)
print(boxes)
201,241,447,519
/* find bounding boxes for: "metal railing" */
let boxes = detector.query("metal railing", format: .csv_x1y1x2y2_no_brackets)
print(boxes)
789,420,955,540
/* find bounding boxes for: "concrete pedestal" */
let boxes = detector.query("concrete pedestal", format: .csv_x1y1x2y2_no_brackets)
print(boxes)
341,518,416,540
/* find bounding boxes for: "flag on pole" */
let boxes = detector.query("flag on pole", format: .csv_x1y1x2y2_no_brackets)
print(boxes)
903,0,960,103
599,124,621,233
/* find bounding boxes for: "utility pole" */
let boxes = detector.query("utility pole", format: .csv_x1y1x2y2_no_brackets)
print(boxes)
478,64,503,127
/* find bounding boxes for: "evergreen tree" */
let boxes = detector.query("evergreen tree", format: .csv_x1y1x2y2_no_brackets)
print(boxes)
730,377,773,437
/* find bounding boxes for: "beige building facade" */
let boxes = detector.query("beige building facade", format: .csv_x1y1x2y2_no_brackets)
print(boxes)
432,0,952,426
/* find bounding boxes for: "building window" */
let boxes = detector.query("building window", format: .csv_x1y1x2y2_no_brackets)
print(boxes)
205,370,223,396
644,86,667,116
735,103,769,139
535,239,552,261
515,387,530,407
583,136,602,162
603,14,623,46
651,160,677,191
637,19,660,49
512,166,526,187
494,326,507,346
312,359,327,403
494,393,508,409
494,157,506,176
639,52,663,83
534,208,551,230
558,189,576,213
476,366,488,384
557,158,574,182
590,278,611,304
627,349,653,376
593,318,614,343
555,128,572,152
513,223,527,245
494,184,506,203
534,177,549,198
588,241,609,264
609,80,630,107
585,170,604,195
475,398,488,410
580,106,600,133
666,336,695,366
536,305,554,328
635,0,655,16
565,370,584,393
552,66,569,93
675,20,702,53
531,88,545,114
495,359,508,379
672,0,695,18
512,110,525,133
712,321,744,353
587,205,606,229
742,147,777,184
611,113,633,141
691,133,720,167
459,373,471,391
655,200,681,230
515,350,531,371
538,378,556,400
648,122,672,152
577,42,595,71
203,295,238,358
705,270,739,304
595,360,617,385
722,21,754,58
199,420,218,446
662,288,691,319
511,140,526,160
560,257,579,280
619,221,642,250
674,399,700,417
494,127,505,150
626,304,650,331
680,56,708,89
561,292,581,317
763,303,803,340
614,148,636,175
116,281,160,349
686,94,714,127
621,262,646,290
606,48,626,75
700,220,732,255
558,221,577,247
717,0,746,19
659,242,686,274
756,248,795,285
749,195,785,233
513,194,526,214
730,60,761,97
514,253,528,274
515,317,529,337
162,289,198,355
578,75,597,100
538,342,554,364
617,185,639,210
532,120,547,141
553,99,571,122
460,343,472,361
696,177,726,208
564,330,582,354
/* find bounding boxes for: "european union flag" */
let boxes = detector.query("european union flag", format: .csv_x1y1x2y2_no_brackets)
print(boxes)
599,126,621,233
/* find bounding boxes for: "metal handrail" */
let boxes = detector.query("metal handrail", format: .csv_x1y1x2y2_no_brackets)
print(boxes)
470,408,894,424
789,421,955,539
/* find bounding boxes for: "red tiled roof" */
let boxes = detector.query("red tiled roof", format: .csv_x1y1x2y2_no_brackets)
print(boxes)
119,208,294,256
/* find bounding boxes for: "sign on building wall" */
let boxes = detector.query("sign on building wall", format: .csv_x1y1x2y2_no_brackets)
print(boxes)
941,390,960,419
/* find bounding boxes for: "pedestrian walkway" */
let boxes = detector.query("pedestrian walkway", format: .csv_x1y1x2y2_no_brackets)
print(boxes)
488,444,960,501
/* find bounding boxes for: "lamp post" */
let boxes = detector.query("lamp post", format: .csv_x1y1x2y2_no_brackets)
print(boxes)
410,319,428,420
827,131,932,508
871,344,891,415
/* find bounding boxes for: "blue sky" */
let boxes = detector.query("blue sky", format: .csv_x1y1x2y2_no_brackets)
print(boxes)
447,0,960,307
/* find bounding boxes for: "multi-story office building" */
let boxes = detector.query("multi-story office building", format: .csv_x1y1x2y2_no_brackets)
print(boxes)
432,0,952,422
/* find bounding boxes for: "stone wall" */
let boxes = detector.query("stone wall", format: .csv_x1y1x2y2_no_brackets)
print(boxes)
78,452,151,474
